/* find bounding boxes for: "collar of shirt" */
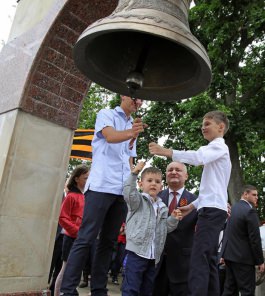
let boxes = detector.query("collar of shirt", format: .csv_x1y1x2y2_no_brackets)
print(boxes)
210,137,225,144
142,192,162,205
168,187,185,205
169,187,185,197
142,193,165,219
115,106,133,122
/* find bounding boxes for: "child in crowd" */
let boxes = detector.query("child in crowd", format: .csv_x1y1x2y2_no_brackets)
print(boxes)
122,161,182,296
54,165,90,296
149,110,231,296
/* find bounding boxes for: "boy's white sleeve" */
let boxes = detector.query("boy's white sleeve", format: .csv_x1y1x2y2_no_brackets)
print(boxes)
172,147,205,166
172,141,228,166
192,198,199,209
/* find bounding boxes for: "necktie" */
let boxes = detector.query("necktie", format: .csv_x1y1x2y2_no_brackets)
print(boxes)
169,191,177,214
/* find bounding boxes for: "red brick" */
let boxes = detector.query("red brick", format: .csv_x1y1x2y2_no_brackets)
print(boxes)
54,24,79,45
59,84,84,104
63,74,88,92
43,47,66,69
60,12,88,33
61,98,80,114
37,61,67,83
31,72,61,96
28,85,63,109
49,37,73,58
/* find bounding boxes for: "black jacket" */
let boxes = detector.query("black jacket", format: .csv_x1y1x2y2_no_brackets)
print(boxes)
222,199,264,266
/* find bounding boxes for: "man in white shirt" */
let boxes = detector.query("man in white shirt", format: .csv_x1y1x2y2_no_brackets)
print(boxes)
60,96,145,296
149,110,231,296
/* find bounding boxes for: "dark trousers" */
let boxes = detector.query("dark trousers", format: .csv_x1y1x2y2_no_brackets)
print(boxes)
188,207,227,296
110,242,126,278
82,239,97,277
48,233,63,296
222,260,255,296
122,251,156,296
60,190,127,296
218,265,226,295
153,255,188,296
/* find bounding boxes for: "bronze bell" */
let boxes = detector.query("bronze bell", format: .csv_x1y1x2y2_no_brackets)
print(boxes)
73,0,212,101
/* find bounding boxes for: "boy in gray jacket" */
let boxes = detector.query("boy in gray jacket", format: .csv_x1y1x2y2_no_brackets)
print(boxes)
122,161,182,296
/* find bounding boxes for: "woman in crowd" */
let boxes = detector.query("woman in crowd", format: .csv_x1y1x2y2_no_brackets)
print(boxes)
54,164,90,296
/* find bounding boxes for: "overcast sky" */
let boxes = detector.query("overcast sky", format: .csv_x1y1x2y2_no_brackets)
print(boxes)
0,0,17,50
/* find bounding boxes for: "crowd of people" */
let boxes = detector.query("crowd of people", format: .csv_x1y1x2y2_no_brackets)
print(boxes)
48,96,264,296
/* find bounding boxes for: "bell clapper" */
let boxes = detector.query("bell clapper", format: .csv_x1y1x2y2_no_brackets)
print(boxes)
126,41,151,93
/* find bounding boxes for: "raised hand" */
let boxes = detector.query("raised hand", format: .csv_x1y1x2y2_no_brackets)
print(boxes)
171,209,183,220
131,118,145,138
132,161,146,175
177,204,195,218
149,142,173,158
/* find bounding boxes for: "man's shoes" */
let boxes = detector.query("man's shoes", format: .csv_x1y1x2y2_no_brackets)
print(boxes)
87,292,110,296
79,280,88,288
79,273,89,288
111,277,119,285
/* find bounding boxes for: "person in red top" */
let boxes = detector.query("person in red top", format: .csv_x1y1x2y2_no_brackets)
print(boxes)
54,165,90,296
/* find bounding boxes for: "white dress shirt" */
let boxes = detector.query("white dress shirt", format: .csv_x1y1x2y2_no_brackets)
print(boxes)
168,187,184,206
172,137,231,212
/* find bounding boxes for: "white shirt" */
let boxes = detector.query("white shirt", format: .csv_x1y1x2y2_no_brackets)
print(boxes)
168,187,184,206
259,225,265,250
172,137,231,212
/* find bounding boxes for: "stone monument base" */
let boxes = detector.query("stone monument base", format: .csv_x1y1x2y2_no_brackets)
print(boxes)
0,290,50,296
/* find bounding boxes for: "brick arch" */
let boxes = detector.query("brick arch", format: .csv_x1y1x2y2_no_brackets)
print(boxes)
20,0,118,130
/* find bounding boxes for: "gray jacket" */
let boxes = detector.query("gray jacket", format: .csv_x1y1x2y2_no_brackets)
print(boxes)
123,173,179,264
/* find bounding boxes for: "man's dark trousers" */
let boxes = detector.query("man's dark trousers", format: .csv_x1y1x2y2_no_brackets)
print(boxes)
60,190,127,296
222,260,255,296
188,207,227,296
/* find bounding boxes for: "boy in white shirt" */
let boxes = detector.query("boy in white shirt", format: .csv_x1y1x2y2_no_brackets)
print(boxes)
149,110,231,296
122,161,182,296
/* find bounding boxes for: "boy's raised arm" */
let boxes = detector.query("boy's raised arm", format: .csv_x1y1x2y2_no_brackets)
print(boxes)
123,161,146,210
132,161,146,175
149,142,173,158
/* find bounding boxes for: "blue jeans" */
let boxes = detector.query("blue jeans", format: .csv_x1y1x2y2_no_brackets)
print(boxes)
60,190,127,296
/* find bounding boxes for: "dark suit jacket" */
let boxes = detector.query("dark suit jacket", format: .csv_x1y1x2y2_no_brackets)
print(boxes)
158,188,197,283
222,199,264,266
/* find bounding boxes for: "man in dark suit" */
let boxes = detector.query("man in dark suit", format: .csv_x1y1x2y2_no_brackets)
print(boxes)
221,184,265,296
153,161,197,296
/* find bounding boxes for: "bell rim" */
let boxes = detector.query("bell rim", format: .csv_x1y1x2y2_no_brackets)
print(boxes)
73,23,212,101
76,21,211,67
